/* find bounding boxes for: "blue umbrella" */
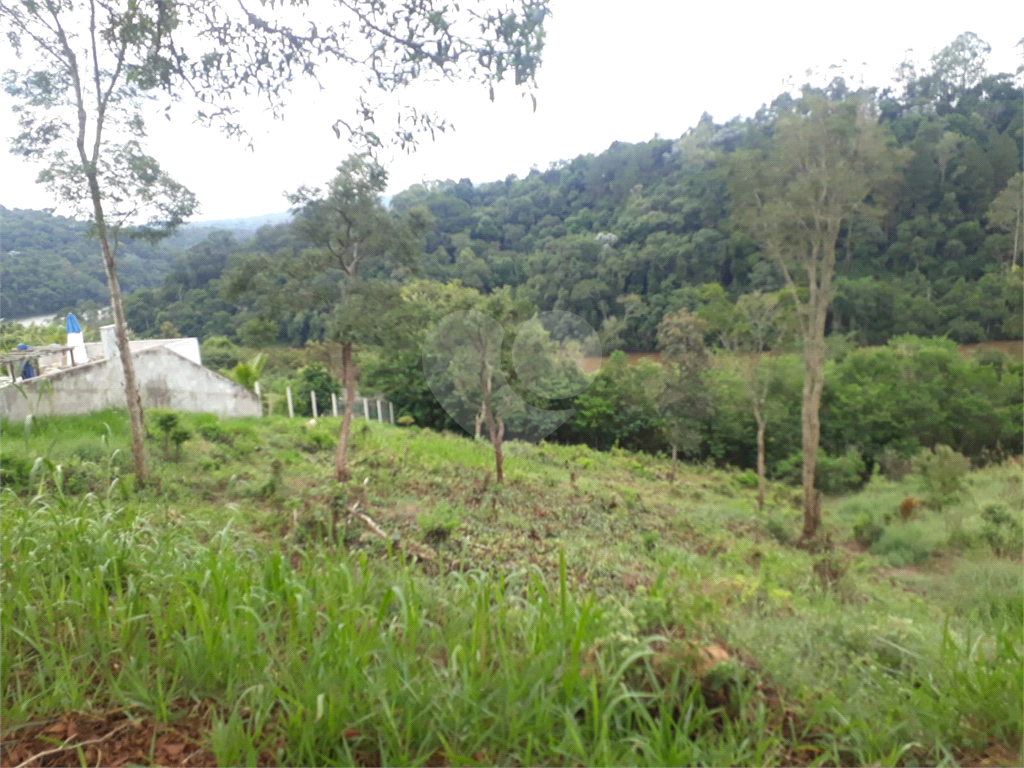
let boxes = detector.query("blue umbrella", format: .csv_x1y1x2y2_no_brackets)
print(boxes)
66,313,82,334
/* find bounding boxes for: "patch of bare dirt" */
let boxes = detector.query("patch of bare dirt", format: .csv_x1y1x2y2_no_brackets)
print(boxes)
0,705,215,768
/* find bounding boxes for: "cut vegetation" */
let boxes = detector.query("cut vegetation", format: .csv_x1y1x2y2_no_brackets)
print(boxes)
2,411,1021,766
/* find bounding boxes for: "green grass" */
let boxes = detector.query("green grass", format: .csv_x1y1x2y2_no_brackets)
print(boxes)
1,410,1021,766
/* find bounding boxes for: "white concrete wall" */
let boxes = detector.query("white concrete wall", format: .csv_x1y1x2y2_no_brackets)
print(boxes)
0,346,259,421
163,338,201,366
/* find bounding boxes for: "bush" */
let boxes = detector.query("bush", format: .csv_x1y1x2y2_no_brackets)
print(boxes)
870,520,947,567
298,428,337,453
816,448,867,494
914,445,971,510
764,517,792,545
0,451,33,493
417,502,463,545
200,336,242,371
198,422,234,446
877,447,914,481
778,448,866,494
981,504,1024,558
852,513,885,548
291,362,342,418
734,469,758,489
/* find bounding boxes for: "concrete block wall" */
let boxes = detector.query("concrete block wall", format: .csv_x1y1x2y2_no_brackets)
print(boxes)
0,346,259,421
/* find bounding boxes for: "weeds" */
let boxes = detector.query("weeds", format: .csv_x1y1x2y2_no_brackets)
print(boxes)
1,412,1021,766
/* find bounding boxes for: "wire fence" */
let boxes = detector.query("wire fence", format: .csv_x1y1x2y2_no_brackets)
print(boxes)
254,384,395,424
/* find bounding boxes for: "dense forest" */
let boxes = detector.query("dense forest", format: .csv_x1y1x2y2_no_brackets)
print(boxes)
0,207,179,319
95,36,1020,350
0,209,298,321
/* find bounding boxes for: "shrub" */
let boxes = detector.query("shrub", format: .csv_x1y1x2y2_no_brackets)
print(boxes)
774,448,866,494
417,502,463,546
914,445,971,510
198,422,234,446
853,513,885,548
764,517,791,545
734,469,758,489
200,336,242,371
291,362,342,418
981,504,1024,558
816,448,867,494
0,451,33,493
298,428,337,453
870,520,947,567
877,447,914,481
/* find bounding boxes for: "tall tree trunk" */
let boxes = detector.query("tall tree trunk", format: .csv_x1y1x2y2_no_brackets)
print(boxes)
754,408,767,512
481,395,504,484
490,415,504,484
1013,210,1020,270
669,443,677,483
800,338,827,540
334,341,355,482
87,172,146,485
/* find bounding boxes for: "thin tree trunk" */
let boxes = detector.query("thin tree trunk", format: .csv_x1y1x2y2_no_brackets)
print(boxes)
87,172,146,485
754,408,767,512
491,416,504,484
669,443,677,483
482,402,505,484
1013,209,1020,270
335,341,355,482
800,340,826,540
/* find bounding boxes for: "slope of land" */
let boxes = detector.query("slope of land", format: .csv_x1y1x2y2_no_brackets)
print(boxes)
1,411,1021,766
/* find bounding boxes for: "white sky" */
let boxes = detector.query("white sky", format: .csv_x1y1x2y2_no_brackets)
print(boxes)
0,0,1021,222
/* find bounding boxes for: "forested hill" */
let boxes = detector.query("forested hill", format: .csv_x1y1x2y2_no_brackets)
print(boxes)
387,72,1022,350
12,36,1024,347
0,207,178,319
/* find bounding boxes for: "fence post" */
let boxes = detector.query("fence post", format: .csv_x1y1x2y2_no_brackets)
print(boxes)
332,393,338,417
254,382,262,417
377,398,384,423
311,390,318,419
389,401,395,425
286,387,294,418
363,397,369,420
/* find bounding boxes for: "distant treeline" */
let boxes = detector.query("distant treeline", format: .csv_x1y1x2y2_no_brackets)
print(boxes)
0,207,177,319
8,33,1023,349
112,34,1021,350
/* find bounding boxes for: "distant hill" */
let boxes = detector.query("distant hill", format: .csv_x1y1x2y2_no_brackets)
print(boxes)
0,206,179,320
0,209,294,319
161,211,292,250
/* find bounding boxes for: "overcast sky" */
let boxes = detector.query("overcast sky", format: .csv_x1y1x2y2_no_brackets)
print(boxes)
1,0,1021,222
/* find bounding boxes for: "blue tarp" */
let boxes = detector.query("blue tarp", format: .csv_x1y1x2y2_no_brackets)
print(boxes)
66,313,82,333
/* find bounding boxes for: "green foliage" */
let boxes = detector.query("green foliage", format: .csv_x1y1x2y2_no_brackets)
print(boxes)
852,513,886,548
1,410,1022,767
870,519,948,567
201,336,243,371
0,207,179,319
734,469,758,489
980,504,1024,557
776,447,866,494
914,444,972,510
149,409,191,460
291,363,341,418
230,353,267,391
417,502,464,545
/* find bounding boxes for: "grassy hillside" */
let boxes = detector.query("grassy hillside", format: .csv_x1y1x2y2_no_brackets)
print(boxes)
1,411,1021,766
